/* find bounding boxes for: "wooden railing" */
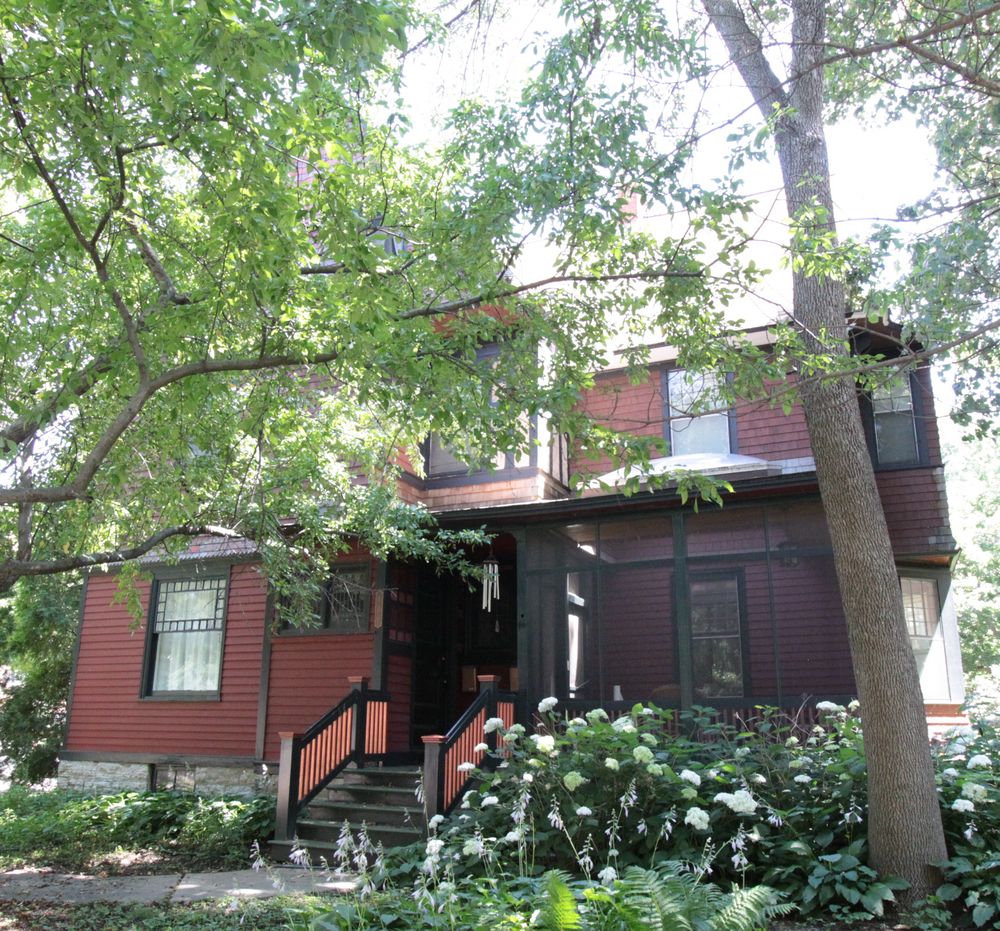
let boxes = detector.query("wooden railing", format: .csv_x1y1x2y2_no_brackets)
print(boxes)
422,676,518,819
275,676,390,841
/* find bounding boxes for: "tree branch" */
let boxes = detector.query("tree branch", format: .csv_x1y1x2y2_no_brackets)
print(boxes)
0,523,242,592
125,220,192,305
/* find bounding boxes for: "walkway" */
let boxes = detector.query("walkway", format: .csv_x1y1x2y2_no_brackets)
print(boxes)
0,866,357,905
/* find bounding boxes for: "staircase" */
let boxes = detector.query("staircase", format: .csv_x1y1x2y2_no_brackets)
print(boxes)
271,764,424,862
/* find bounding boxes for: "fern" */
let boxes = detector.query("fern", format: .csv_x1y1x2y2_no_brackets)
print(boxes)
612,864,786,931
533,870,583,931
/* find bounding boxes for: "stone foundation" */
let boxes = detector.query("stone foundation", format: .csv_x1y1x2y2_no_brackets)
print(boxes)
58,758,277,797
58,760,149,794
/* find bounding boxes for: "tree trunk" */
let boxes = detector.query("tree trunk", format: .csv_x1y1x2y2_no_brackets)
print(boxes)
703,0,948,900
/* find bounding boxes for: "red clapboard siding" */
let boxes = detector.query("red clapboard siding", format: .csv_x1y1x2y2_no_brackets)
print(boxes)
263,632,374,761
878,467,954,555
65,564,267,757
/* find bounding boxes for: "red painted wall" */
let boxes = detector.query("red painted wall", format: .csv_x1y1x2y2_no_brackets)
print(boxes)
65,563,266,758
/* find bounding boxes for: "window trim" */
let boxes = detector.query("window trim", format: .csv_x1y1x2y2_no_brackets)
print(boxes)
687,569,749,700
861,368,928,470
662,368,737,457
277,563,372,637
141,569,229,701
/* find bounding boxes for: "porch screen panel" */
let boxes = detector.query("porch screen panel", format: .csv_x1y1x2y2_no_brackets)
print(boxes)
599,565,675,705
771,553,855,696
685,507,766,558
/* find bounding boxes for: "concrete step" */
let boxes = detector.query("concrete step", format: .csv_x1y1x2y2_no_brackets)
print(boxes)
337,766,421,788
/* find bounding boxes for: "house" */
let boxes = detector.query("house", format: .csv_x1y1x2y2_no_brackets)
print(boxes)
58,321,964,846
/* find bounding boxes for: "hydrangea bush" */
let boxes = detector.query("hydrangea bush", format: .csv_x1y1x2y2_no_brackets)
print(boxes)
413,699,1000,925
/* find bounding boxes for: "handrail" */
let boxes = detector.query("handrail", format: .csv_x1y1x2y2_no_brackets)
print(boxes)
275,676,390,841
422,676,519,819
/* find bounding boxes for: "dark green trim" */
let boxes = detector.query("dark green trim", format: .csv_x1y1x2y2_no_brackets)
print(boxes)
672,513,693,707
61,573,90,753
372,560,389,691
255,591,275,760
59,750,261,767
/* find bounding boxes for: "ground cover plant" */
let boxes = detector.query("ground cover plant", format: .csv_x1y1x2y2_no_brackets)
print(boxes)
0,896,313,931
296,700,999,930
0,788,275,874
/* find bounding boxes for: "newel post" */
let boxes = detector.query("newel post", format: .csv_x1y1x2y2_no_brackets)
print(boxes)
275,731,301,841
421,735,446,820
348,676,369,763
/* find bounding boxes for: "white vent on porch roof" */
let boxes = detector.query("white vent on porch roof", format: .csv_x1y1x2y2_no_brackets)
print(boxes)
590,453,775,490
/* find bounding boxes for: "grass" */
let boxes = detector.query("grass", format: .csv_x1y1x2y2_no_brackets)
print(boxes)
0,787,275,875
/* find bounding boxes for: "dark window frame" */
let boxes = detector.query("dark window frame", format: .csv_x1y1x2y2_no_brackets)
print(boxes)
661,368,738,457
141,569,229,701
277,563,372,636
860,367,928,470
687,569,749,699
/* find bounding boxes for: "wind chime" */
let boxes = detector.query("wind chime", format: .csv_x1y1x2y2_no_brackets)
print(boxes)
481,552,500,631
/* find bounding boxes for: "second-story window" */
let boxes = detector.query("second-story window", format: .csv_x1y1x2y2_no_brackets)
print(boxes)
872,373,919,466
666,370,732,456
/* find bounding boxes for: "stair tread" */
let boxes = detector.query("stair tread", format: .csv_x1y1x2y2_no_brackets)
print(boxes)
297,818,423,835
309,801,422,814
326,783,419,795
351,767,421,776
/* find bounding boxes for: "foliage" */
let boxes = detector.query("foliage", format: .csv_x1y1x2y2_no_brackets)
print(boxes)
0,0,775,595
292,700,1000,926
0,896,310,931
289,861,789,930
0,575,80,782
0,788,275,873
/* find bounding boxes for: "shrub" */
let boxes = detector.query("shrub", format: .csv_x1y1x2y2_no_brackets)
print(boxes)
0,787,275,872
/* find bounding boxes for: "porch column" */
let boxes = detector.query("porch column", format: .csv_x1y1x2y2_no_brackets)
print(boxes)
275,731,301,841
348,676,369,760
421,735,446,820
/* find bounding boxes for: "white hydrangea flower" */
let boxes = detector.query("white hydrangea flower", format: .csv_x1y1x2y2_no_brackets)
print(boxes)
788,758,805,770
522,772,534,784
641,733,658,746
457,762,477,773
481,795,499,808
847,699,860,712
816,701,845,713
563,770,587,792
504,830,522,843
684,807,710,831
597,866,618,886
968,754,992,769
794,774,811,784
750,773,767,785
425,838,445,856
941,767,961,780
575,806,593,817
586,708,609,723
785,736,799,747
462,837,485,857
734,747,751,758
646,763,664,776
952,798,975,813
428,814,444,831
473,742,489,753
569,717,587,727
531,734,556,754
482,717,507,734
680,769,701,787
537,696,559,713
962,782,988,801
632,745,654,764
715,790,758,815
604,757,620,771
612,717,636,734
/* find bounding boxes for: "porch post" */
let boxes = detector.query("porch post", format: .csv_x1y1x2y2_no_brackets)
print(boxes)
275,731,301,841
421,735,446,820
348,676,369,762
478,674,500,753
